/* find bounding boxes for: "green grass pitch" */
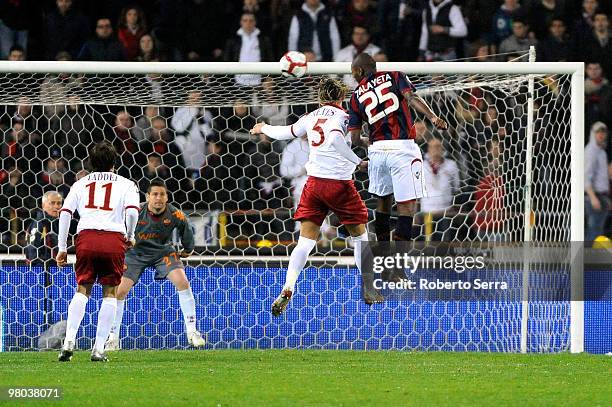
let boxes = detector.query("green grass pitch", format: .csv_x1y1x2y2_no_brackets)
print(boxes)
1,350,610,406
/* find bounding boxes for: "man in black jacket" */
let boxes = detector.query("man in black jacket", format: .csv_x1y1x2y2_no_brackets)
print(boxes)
224,12,274,86
25,191,63,267
78,17,125,61
43,0,89,60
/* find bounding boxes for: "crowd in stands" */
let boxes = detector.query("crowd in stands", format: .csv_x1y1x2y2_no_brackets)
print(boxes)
0,0,611,251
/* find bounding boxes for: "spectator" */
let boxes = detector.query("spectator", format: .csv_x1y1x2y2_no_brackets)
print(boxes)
244,132,286,211
133,106,161,141
1,167,37,216
377,0,424,62
419,0,468,61
224,12,274,87
582,11,612,77
108,110,137,156
7,45,25,61
491,0,524,47
539,18,572,62
49,96,104,161
0,0,33,60
584,62,612,131
473,138,505,241
78,17,126,61
39,156,71,197
288,0,341,61
414,119,429,145
222,101,258,138
17,129,45,177
584,121,610,242
464,0,501,42
373,51,389,62
499,18,537,56
24,191,63,266
139,116,185,171
573,0,599,45
195,139,234,209
336,0,378,45
40,53,83,124
117,6,147,61
242,0,273,37
527,0,569,40
177,0,227,61
420,136,460,241
334,25,381,88
136,34,160,62
171,90,213,175
43,0,89,60
138,154,173,196
251,77,290,126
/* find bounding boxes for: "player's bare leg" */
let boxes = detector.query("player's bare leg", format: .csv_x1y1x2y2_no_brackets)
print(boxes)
345,224,384,305
272,221,319,316
167,268,205,347
59,284,93,362
90,285,117,362
106,276,135,351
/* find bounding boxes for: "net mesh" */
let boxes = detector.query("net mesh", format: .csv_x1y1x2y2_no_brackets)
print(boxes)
0,65,574,352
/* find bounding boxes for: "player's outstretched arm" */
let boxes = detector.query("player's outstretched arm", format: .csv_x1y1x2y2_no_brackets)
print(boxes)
404,93,448,130
250,122,300,140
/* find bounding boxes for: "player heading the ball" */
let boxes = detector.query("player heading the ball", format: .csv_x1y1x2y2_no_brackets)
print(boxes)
251,77,383,312
348,53,448,280
106,179,205,350
56,140,140,362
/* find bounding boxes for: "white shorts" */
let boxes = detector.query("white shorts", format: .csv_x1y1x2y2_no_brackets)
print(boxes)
368,141,427,202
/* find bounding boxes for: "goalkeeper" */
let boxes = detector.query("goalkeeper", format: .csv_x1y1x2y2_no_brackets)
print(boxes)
106,179,205,349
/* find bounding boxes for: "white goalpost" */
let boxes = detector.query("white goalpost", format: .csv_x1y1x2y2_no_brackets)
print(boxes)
0,59,584,353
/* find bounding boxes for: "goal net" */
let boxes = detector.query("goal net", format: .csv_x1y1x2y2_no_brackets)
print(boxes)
0,60,585,353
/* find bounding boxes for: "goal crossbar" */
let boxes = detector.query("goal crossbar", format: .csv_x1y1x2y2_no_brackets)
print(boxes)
0,61,584,75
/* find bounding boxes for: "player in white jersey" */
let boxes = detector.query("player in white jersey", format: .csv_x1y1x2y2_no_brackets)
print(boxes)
251,77,383,314
56,141,140,362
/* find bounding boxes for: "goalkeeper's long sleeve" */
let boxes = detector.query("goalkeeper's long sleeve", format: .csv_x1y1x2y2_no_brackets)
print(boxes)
261,124,298,141
331,133,362,165
57,210,72,252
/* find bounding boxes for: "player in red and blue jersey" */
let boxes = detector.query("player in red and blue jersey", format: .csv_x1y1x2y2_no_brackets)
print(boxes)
348,53,447,256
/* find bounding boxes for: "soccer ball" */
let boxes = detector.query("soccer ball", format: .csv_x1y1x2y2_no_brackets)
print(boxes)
280,51,307,78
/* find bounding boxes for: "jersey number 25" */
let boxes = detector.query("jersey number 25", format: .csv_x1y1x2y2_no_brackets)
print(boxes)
358,81,400,125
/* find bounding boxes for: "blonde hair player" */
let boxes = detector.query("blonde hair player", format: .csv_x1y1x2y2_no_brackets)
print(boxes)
251,77,383,314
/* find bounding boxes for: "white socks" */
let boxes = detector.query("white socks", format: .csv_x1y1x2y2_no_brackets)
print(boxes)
64,292,88,344
353,232,369,273
109,299,125,337
283,236,317,292
93,297,117,353
178,288,197,334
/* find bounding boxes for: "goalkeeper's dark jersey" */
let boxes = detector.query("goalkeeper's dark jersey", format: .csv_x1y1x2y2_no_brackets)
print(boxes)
130,203,194,258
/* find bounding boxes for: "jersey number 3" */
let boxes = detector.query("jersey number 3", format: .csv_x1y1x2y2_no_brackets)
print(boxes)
358,81,400,125
84,182,114,211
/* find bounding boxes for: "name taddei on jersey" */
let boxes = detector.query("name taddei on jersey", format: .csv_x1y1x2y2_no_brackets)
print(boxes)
87,173,119,181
